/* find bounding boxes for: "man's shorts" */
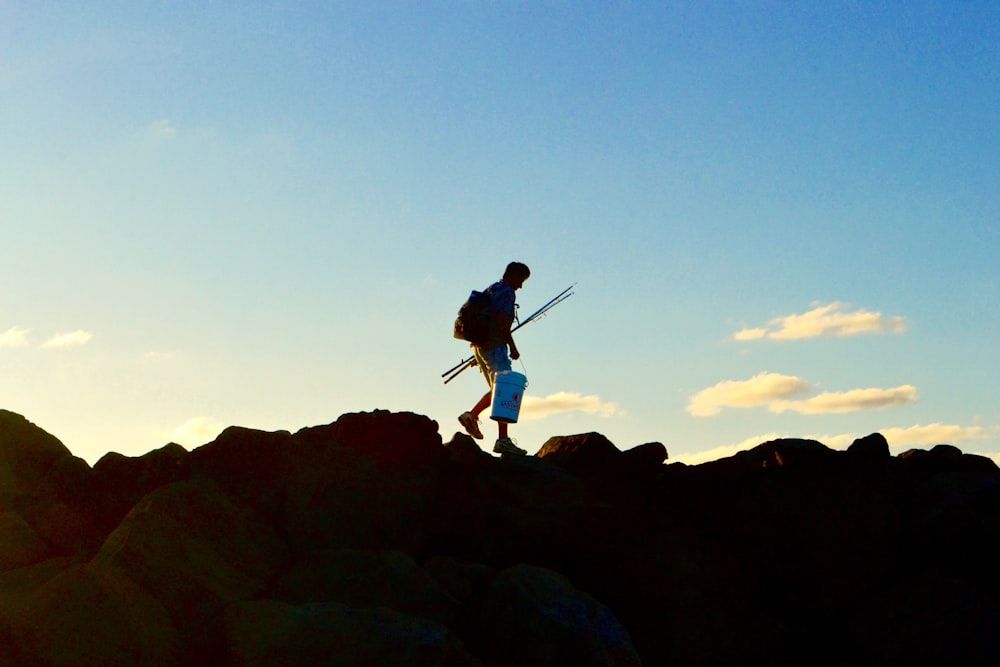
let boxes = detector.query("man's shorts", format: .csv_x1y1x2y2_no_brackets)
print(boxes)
474,345,511,388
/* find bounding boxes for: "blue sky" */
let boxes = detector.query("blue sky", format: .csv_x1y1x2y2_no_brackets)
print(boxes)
2,1,997,465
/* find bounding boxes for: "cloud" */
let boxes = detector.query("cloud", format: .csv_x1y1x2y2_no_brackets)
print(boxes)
732,302,906,341
168,416,225,447
689,372,919,417
0,326,30,348
732,327,768,341
880,423,992,448
687,372,812,417
41,330,93,348
520,392,626,420
771,385,919,414
150,119,177,138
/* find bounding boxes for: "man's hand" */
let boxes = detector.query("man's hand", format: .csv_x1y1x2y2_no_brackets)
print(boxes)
509,344,520,360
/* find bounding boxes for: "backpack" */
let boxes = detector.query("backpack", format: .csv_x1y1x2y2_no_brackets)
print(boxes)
453,287,494,345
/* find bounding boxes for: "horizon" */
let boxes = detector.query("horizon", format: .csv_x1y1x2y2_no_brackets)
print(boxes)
2,2,997,467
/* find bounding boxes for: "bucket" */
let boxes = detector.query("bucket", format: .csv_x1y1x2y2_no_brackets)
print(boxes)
490,371,527,423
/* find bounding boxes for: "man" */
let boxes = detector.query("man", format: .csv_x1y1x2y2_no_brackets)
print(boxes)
458,262,530,455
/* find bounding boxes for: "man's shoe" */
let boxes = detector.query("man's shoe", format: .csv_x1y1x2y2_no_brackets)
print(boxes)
458,412,484,440
493,438,527,456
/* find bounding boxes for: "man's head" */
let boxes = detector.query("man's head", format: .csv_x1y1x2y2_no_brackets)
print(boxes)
503,262,531,289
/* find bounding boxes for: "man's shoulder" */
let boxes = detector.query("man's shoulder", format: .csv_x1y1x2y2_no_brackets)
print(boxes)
487,281,515,301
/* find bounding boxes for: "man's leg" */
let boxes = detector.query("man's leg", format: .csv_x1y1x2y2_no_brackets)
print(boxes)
471,391,491,419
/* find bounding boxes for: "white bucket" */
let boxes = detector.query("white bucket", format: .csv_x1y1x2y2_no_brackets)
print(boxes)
490,371,527,423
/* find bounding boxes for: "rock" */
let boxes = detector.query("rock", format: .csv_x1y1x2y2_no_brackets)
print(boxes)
444,432,494,467
273,549,461,627
537,432,623,480
14,497,104,557
280,442,438,555
294,410,446,467
0,511,52,571
479,564,642,667
900,444,1000,475
848,432,890,461
0,410,73,497
186,426,291,523
848,570,1000,665
223,599,482,667
422,556,496,612
10,408,1000,667
93,478,289,658
1,561,184,667
92,442,189,531
621,441,668,471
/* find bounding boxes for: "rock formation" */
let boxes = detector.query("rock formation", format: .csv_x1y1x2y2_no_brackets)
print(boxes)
2,407,1000,666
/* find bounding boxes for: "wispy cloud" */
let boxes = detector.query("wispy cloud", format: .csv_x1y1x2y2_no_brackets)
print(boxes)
520,392,626,419
771,385,919,414
0,326,30,348
168,416,225,447
732,302,906,341
687,372,812,417
880,423,993,448
689,373,917,417
150,119,177,138
41,330,94,349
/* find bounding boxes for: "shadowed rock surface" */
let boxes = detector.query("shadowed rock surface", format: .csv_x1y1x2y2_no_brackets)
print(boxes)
2,407,1000,666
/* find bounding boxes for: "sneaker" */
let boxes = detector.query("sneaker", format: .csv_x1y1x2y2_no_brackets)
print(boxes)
458,412,483,440
493,438,527,456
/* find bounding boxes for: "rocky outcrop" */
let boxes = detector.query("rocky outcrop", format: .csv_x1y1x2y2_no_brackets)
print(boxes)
2,407,1000,666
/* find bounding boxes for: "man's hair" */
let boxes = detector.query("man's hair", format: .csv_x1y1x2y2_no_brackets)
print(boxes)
503,262,531,282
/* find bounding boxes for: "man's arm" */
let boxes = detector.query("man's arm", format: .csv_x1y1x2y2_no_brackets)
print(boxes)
495,310,519,360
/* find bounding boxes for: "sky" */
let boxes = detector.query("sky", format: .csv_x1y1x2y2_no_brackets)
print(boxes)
1,1,998,466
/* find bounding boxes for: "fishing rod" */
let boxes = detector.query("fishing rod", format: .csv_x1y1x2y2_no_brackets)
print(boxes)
442,283,576,384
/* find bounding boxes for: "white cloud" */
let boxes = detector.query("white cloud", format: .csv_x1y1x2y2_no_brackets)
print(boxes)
771,385,919,415
150,119,177,138
0,326,30,348
732,327,768,341
687,372,812,417
732,302,906,341
41,330,93,348
520,392,626,420
880,423,992,448
168,416,225,447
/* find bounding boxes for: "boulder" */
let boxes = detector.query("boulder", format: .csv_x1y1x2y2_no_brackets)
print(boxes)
621,441,668,472
223,599,481,667
478,564,642,667
899,444,1000,475
273,548,461,627
537,432,623,480
0,410,73,497
848,432,891,462
93,478,289,658
1,561,184,667
443,432,494,467
294,410,446,467
92,442,189,531
0,511,52,571
186,426,292,523
848,570,1000,665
